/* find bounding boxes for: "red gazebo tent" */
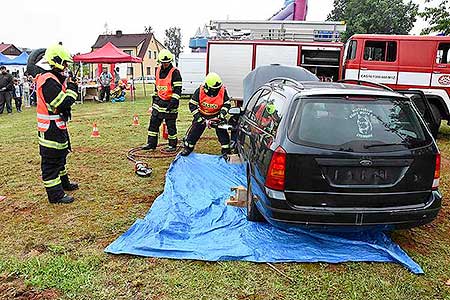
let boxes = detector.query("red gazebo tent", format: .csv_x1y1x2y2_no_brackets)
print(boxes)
73,42,142,63
73,42,144,100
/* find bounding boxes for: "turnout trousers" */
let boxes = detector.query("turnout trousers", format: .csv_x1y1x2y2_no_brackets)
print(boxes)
40,147,72,202
184,120,231,155
147,111,178,148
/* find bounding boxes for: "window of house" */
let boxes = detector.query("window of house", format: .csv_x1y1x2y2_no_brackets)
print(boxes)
154,51,157,59
127,66,134,75
363,41,397,62
148,51,152,59
436,43,450,64
346,40,358,60
146,67,151,75
124,50,132,55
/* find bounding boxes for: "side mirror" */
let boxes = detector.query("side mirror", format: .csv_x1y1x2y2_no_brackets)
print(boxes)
229,107,242,116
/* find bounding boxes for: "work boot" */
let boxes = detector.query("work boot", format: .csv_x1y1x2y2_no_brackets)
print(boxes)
61,175,79,191
180,147,193,156
49,194,74,204
62,181,79,191
165,146,178,153
141,144,156,150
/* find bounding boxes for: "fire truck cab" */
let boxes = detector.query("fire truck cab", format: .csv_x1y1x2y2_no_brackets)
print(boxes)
344,34,450,126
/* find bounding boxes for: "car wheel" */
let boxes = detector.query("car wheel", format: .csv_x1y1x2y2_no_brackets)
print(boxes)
246,163,265,222
430,103,442,133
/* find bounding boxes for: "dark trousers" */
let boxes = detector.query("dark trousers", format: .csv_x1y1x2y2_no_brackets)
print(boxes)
147,112,178,148
185,120,231,154
14,97,22,111
99,86,110,102
41,151,72,202
0,91,12,114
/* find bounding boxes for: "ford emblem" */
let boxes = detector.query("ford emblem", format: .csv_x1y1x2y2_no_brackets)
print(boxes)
360,159,373,167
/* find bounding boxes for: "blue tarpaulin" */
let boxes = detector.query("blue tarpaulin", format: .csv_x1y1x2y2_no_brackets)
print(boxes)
105,153,423,274
0,53,11,65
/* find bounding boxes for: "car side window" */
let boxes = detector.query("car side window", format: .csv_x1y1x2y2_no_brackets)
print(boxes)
246,89,270,121
363,41,397,62
252,90,286,135
436,43,450,64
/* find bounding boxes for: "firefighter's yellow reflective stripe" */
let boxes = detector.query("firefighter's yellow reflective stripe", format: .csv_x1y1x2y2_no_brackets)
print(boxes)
148,131,158,137
173,82,182,87
152,103,178,113
189,99,198,105
49,91,65,108
168,134,177,139
37,113,61,120
191,109,199,115
184,141,195,148
221,144,231,149
196,117,204,123
43,177,61,188
50,90,77,109
171,94,180,100
59,168,68,176
66,89,77,99
38,136,68,149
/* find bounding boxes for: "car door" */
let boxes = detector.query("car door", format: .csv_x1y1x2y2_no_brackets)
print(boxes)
396,90,439,138
237,89,264,160
359,39,399,85
431,42,450,91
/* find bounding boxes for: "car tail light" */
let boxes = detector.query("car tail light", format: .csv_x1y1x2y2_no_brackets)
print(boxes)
432,153,440,190
265,146,287,191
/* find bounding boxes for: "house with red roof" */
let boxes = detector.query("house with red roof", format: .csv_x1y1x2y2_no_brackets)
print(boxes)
92,30,165,78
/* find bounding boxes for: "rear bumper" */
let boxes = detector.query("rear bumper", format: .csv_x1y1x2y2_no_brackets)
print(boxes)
256,189,442,230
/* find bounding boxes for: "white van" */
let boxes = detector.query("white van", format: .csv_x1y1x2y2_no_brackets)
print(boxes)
178,52,207,95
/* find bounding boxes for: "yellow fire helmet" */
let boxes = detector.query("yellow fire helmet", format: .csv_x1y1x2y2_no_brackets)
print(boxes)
44,44,73,70
204,72,223,90
158,49,174,63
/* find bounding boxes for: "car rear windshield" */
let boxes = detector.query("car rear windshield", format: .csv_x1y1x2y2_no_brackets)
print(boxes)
289,97,432,152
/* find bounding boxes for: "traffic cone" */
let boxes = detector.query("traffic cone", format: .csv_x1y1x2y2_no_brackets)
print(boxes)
132,114,140,126
91,122,100,138
162,121,169,140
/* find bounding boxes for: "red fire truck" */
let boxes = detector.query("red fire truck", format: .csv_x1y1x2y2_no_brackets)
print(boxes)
343,34,450,125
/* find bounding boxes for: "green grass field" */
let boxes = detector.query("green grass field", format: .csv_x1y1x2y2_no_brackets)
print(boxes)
0,90,449,299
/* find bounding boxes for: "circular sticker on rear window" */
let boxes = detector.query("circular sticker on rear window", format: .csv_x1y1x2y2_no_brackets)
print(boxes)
349,108,374,139
438,75,450,86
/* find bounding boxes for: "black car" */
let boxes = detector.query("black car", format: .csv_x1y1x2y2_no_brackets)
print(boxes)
232,79,442,230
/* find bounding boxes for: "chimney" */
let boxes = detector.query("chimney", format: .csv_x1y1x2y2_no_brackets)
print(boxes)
116,30,123,37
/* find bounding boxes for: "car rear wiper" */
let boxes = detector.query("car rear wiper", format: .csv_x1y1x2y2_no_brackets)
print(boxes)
364,143,406,149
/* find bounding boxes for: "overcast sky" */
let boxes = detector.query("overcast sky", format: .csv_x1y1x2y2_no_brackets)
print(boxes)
2,0,428,54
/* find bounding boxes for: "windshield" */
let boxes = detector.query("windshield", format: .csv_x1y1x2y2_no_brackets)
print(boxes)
289,97,432,152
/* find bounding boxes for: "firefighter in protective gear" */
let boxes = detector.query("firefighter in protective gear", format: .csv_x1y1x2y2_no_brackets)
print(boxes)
181,72,231,156
37,44,79,204
142,49,182,152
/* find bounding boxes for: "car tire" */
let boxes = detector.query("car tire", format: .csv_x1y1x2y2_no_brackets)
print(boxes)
246,163,265,222
430,103,442,133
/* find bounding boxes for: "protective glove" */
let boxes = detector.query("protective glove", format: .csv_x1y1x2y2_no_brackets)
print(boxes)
205,119,214,129
0,87,5,91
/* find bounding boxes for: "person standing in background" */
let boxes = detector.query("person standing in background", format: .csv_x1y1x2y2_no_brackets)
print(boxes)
23,76,31,108
0,66,14,114
98,66,112,102
13,78,23,112
114,67,120,87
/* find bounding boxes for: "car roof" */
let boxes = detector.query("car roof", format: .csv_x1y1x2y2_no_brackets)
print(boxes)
265,81,408,100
